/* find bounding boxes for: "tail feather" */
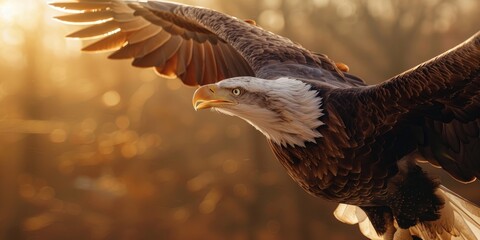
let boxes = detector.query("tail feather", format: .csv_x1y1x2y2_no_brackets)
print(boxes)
333,185,480,240
334,203,383,240
434,186,480,239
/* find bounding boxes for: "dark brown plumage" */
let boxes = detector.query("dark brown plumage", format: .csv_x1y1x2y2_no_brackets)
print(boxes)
52,1,480,239
275,33,480,199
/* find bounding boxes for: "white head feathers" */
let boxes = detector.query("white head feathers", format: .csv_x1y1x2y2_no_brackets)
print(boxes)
215,77,324,147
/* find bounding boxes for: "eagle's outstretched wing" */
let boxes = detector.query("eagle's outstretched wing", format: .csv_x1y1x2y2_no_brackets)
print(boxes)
333,32,480,182
51,0,340,86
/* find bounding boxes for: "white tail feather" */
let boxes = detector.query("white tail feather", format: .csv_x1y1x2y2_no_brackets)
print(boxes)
334,203,383,240
333,185,480,240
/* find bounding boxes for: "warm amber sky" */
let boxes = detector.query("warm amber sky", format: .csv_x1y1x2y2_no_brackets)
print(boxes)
0,1,479,240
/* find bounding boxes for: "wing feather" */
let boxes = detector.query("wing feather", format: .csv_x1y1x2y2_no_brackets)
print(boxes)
192,43,206,84
54,11,113,24
201,41,217,85
132,35,182,67
50,2,110,12
175,39,193,76
109,29,170,59
126,25,162,44
66,21,120,39
52,0,342,85
211,46,227,80
184,43,205,86
216,42,243,77
119,17,150,32
334,31,480,182
158,54,178,78
82,31,127,52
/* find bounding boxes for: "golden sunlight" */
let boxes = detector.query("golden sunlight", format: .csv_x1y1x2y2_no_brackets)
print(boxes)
0,1,20,24
0,1,478,240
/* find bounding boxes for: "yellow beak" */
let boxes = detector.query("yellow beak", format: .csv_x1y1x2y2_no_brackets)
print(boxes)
192,84,236,110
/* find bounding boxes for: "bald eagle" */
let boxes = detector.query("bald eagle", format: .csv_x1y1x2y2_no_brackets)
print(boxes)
51,1,480,239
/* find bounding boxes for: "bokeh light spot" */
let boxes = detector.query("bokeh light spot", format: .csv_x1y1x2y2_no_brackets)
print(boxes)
199,189,221,214
259,9,285,32
336,0,357,18
173,208,190,222
187,172,215,192
115,115,130,130
102,90,121,107
2,28,24,46
121,143,138,158
23,214,55,231
50,128,67,143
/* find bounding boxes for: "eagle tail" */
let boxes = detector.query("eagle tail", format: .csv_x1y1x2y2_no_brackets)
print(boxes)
334,185,480,240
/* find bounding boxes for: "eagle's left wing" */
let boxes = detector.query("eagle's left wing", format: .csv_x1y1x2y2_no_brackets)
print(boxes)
51,0,342,86
332,31,480,182
51,0,254,86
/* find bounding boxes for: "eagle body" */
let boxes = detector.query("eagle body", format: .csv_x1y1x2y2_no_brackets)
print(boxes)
266,79,419,203
268,80,444,232
52,1,480,239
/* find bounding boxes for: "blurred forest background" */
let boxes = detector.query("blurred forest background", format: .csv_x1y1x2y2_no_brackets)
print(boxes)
0,0,479,239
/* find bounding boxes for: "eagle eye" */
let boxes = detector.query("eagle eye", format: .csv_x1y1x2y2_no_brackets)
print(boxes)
232,88,242,96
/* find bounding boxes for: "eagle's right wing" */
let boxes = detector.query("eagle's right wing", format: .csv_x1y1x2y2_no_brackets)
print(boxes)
332,31,480,182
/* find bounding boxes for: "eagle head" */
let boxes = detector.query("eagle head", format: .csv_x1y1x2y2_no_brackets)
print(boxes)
192,77,325,147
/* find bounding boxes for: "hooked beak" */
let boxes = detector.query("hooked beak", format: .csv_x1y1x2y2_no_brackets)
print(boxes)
192,84,236,110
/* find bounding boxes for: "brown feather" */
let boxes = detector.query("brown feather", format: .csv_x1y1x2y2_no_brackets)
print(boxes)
109,30,170,59
54,11,113,24
66,21,119,39
49,2,110,12
201,41,217,85
158,54,179,78
82,31,127,52
211,47,227,80
344,32,480,183
183,43,205,86
126,25,162,44
132,35,182,68
175,39,193,76
119,17,150,32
